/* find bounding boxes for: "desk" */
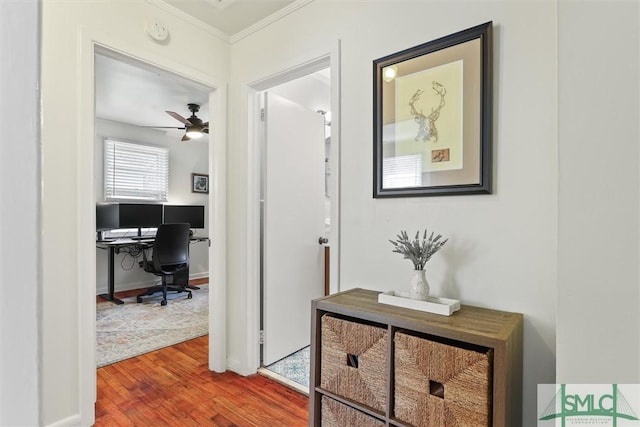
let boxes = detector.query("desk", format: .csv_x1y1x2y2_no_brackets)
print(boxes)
96,236,209,304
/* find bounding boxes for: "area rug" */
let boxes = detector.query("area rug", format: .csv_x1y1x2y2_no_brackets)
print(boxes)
96,285,208,367
265,346,310,387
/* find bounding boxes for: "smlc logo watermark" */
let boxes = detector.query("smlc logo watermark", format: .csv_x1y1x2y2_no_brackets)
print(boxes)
538,384,640,426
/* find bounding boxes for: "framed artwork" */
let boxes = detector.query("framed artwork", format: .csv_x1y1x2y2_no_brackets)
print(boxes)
373,21,493,197
192,173,209,194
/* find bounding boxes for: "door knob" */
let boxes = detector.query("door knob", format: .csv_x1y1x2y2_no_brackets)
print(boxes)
318,237,329,245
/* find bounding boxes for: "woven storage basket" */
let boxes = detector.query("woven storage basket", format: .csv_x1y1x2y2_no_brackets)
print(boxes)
394,331,493,427
321,396,385,427
320,315,387,412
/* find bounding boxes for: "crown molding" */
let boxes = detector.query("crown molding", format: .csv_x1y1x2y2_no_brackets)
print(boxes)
145,0,231,44
230,0,314,44
203,0,238,11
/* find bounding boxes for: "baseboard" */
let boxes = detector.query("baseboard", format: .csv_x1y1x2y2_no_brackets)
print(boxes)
46,414,82,427
227,357,254,376
96,271,209,295
96,278,159,296
257,367,309,396
189,271,209,280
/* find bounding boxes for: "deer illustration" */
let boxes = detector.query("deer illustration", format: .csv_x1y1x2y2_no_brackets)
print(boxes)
409,81,447,143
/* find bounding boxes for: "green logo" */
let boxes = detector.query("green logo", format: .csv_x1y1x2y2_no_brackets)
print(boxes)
539,384,639,426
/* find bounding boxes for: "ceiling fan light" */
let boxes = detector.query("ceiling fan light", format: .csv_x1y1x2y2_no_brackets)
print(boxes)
185,128,203,139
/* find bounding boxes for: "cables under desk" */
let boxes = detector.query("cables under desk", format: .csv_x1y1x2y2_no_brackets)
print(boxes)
119,244,144,271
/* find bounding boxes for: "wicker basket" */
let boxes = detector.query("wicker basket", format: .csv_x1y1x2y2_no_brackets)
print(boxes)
320,315,387,412
321,396,385,427
394,331,493,427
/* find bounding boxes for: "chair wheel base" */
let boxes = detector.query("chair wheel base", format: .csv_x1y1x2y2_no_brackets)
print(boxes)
135,285,193,306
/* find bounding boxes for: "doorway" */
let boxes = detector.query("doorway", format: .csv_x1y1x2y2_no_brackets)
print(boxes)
77,33,227,423
257,65,333,391
93,48,212,366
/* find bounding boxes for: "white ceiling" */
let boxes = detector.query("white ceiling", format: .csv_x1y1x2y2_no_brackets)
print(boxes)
94,0,322,139
95,51,212,133
163,0,297,36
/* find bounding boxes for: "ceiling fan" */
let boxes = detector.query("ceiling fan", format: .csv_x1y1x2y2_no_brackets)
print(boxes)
151,103,209,141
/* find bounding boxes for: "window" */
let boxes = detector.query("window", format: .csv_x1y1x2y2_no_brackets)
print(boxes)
383,154,422,189
104,138,168,202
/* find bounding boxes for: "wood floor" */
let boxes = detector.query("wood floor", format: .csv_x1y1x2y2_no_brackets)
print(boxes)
96,279,309,426
96,335,309,426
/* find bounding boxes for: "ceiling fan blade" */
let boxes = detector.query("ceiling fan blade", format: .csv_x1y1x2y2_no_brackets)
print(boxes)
166,111,191,125
140,126,186,129
181,134,191,142
203,128,209,134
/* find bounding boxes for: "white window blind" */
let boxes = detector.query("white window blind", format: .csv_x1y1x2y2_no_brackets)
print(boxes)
383,154,423,189
104,138,168,202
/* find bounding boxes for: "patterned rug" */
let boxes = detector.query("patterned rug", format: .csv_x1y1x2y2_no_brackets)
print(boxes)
96,285,209,367
265,346,310,387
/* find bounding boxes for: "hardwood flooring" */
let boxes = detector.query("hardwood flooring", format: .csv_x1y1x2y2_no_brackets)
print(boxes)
96,278,308,426
96,335,309,426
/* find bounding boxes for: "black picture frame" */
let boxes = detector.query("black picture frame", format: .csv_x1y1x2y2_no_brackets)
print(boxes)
192,173,209,194
373,21,493,197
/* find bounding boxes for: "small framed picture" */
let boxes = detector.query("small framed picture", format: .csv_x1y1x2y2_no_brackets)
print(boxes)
192,173,209,194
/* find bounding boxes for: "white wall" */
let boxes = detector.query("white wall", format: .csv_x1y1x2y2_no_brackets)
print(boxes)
94,119,210,295
229,1,557,425
41,1,229,424
26,1,640,425
557,1,640,382
269,72,331,118
0,1,41,425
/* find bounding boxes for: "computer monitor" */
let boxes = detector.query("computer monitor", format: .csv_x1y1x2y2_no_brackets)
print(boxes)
118,203,163,236
163,205,205,229
96,203,119,231
96,203,120,241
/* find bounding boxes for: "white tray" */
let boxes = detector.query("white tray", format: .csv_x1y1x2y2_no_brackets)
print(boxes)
378,291,461,316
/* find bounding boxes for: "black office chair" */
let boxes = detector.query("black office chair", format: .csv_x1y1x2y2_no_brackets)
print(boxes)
136,223,191,306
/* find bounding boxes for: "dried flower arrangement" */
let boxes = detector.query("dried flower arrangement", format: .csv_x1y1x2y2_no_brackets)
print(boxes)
389,230,448,270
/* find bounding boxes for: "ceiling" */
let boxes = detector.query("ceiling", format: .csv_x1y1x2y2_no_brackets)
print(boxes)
163,0,297,36
94,0,319,140
95,51,212,135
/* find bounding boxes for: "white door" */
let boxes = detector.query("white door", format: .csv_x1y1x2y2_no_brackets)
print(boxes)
262,92,326,366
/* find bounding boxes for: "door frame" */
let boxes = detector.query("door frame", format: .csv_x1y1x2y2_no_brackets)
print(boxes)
245,44,341,373
77,29,227,425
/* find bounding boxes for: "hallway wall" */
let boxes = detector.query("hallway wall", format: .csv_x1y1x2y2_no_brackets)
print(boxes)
0,1,41,425
557,0,640,382
41,2,229,424
229,2,557,424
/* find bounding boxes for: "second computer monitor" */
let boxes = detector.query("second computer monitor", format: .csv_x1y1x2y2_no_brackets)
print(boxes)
163,205,205,229
118,203,164,229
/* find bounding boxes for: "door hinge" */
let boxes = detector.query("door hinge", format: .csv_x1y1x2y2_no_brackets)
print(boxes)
259,330,264,345
260,108,265,121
